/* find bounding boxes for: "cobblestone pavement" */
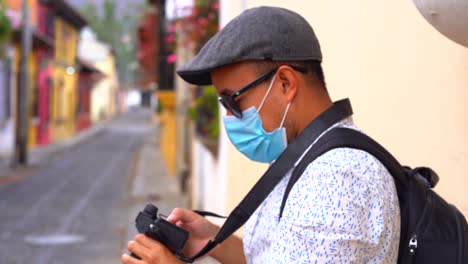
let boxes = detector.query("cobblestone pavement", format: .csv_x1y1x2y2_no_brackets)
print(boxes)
122,114,219,264
0,110,146,264
0,108,219,264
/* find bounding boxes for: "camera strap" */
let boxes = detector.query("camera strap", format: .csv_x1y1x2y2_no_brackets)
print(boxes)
180,98,353,263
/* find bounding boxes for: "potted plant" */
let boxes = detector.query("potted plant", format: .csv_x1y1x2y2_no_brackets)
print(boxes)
171,0,220,156
0,0,12,57
188,86,219,156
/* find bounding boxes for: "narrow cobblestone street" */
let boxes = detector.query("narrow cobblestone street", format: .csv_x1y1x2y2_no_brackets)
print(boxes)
0,108,219,264
0,109,168,264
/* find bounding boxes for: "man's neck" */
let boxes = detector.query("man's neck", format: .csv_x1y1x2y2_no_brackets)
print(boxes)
294,96,333,139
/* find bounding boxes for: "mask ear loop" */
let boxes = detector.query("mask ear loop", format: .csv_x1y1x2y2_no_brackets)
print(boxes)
257,74,277,113
280,102,291,128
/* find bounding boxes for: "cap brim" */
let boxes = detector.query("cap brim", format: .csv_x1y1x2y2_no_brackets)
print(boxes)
176,68,213,86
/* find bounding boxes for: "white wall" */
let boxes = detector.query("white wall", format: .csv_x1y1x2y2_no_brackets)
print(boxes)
0,47,16,158
0,121,14,157
191,139,226,226
175,36,193,191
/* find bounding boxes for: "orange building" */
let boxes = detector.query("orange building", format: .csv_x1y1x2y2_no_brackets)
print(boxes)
6,0,52,148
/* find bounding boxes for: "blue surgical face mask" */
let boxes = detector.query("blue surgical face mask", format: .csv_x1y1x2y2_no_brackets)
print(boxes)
223,74,291,163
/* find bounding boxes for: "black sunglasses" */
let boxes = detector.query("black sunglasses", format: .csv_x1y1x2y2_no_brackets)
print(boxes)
218,65,307,118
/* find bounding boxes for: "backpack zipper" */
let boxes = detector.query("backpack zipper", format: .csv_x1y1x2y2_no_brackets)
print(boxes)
408,235,418,255
408,191,433,257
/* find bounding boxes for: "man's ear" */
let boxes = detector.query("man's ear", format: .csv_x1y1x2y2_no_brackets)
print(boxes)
277,65,298,102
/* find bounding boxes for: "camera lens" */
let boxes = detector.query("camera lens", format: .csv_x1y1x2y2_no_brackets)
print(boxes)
143,204,158,218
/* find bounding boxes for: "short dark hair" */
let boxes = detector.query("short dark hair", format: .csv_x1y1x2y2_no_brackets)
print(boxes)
252,60,327,91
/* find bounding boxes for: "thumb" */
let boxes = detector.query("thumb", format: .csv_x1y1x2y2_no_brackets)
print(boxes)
167,208,200,224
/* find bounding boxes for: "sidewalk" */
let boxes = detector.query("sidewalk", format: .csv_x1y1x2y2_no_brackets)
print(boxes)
124,117,219,264
29,121,107,166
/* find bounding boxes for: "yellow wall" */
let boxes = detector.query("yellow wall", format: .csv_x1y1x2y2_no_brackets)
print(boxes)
51,18,79,141
158,91,177,176
91,79,112,121
90,50,118,122
222,0,468,217
28,51,37,148
13,43,37,149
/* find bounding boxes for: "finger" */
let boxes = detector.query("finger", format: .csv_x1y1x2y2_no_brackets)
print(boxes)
121,253,142,264
134,234,167,251
175,220,184,227
127,240,151,260
167,208,199,224
132,234,152,250
133,235,178,263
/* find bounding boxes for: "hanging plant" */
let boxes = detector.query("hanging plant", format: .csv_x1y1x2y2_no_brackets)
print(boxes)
176,0,219,53
164,0,219,65
0,0,12,45
188,86,219,141
173,0,220,155
188,85,220,156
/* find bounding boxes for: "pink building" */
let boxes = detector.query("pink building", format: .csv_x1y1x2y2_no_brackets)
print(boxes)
35,2,55,145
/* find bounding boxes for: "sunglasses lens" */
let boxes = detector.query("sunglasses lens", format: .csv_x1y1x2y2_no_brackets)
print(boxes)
220,95,242,118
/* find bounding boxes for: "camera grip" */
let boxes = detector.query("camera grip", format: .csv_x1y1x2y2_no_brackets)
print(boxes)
132,204,189,259
147,218,189,253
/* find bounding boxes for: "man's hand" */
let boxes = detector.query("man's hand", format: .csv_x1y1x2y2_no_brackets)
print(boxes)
122,207,219,263
167,208,246,264
123,207,245,264
166,208,220,257
122,234,182,264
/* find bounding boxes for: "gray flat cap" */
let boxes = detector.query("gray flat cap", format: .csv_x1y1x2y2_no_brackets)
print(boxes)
176,6,322,85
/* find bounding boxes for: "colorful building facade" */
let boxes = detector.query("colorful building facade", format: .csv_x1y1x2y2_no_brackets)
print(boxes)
35,1,55,145
0,0,86,162
50,16,80,141
76,59,102,132
77,30,119,125
5,0,39,150
36,0,86,143
90,45,118,123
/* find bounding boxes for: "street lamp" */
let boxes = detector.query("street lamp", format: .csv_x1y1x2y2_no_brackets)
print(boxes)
414,0,468,48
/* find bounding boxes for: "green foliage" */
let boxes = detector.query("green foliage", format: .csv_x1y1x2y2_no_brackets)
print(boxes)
188,86,219,140
79,0,143,87
0,0,12,45
178,1,220,142
156,99,164,114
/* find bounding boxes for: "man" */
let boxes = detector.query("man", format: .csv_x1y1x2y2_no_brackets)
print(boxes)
122,6,400,264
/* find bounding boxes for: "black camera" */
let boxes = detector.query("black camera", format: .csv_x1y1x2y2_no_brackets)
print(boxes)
132,204,189,259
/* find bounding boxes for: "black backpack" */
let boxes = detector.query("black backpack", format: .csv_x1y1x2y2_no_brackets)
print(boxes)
279,127,468,264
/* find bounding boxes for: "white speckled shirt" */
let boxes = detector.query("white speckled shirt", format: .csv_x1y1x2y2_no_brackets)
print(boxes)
243,118,400,264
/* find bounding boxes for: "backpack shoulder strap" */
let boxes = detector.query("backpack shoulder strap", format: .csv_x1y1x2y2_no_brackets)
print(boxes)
279,127,408,219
